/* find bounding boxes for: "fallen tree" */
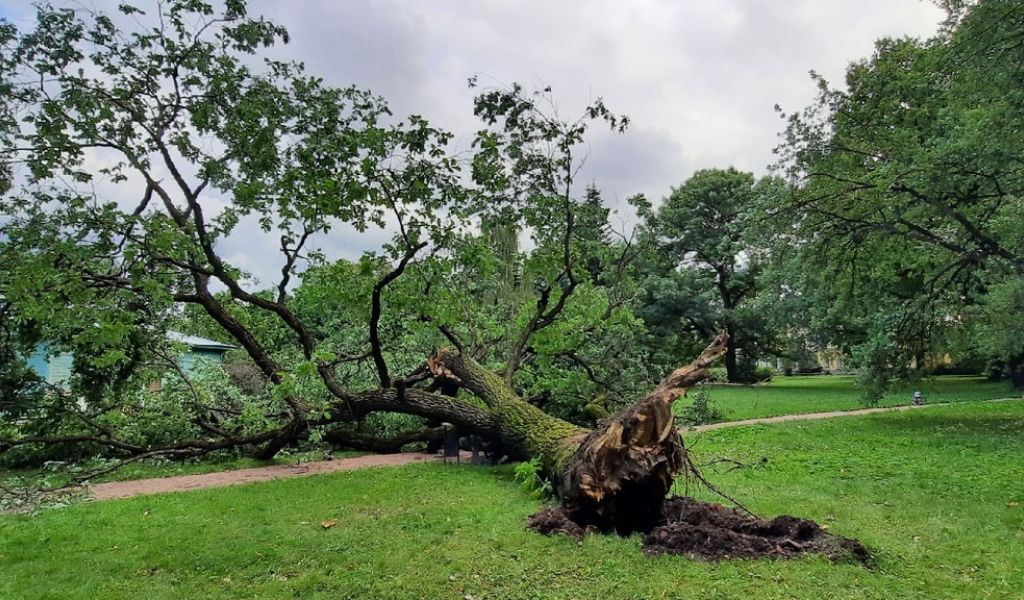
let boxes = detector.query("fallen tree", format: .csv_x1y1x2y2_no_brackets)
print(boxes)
424,334,728,532
415,335,868,562
0,1,868,561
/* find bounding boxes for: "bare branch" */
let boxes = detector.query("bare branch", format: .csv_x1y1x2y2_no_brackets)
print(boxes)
277,225,314,304
369,242,428,387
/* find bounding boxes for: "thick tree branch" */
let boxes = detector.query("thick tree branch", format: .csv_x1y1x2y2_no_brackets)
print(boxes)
324,425,446,454
369,242,428,387
892,183,1024,273
277,225,314,304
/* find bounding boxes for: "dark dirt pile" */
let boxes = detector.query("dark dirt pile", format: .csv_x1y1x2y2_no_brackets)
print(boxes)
528,496,871,563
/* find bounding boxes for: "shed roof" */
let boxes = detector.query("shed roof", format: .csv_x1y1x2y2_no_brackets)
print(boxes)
166,330,236,351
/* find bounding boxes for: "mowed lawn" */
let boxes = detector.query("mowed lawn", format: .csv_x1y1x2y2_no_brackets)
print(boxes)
2,401,1022,599
677,374,1015,422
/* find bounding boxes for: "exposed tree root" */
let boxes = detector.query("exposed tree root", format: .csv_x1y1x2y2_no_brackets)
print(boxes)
528,496,872,564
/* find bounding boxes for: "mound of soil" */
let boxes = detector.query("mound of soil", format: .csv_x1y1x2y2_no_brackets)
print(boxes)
528,496,871,563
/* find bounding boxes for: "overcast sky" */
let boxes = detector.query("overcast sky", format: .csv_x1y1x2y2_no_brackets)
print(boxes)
0,0,945,286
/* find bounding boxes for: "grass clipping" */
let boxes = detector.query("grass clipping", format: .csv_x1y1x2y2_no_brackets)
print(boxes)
528,496,871,563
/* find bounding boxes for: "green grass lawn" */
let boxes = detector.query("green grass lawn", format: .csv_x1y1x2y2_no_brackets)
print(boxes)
2,400,1021,599
677,374,1016,422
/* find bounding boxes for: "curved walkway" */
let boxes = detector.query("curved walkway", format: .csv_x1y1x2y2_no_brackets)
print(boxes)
90,397,1020,501
90,451,471,500
685,396,1020,433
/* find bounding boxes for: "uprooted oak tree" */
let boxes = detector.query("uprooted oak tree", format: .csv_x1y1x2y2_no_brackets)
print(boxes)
0,1,868,560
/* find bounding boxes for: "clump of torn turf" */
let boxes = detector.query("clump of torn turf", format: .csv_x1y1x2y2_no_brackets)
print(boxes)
528,496,871,564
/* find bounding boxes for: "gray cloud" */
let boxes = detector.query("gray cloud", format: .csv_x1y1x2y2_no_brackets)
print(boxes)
1,0,945,286
262,0,942,182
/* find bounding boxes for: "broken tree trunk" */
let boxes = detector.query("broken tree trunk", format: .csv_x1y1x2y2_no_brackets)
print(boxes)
428,332,729,533
558,333,729,532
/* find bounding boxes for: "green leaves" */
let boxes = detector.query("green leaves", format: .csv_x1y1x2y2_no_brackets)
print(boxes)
771,0,1024,383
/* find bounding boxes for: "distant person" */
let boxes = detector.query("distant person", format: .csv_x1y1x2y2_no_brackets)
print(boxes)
912,391,924,406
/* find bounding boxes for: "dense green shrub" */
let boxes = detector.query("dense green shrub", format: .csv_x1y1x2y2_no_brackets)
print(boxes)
708,367,729,382
513,457,554,499
677,386,724,425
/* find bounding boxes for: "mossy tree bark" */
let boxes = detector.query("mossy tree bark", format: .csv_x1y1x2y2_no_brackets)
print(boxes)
427,333,728,533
